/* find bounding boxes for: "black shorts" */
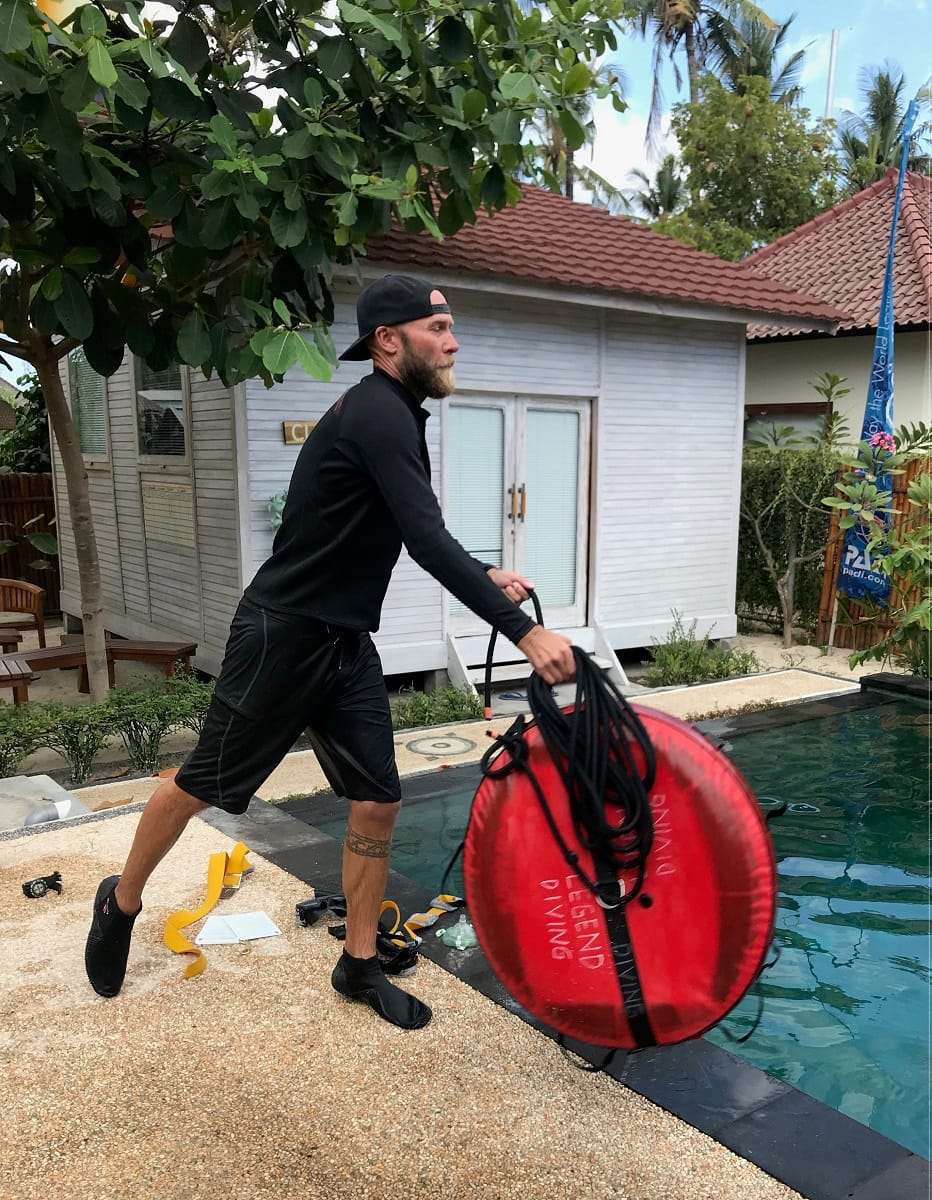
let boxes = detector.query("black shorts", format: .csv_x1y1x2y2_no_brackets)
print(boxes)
175,599,400,814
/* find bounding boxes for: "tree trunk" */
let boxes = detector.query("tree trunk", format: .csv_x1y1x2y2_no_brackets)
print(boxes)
33,342,111,702
685,23,700,104
779,530,798,648
565,150,575,201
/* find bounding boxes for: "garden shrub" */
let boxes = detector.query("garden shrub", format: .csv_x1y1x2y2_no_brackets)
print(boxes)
165,667,216,735
106,688,178,774
35,701,116,787
644,612,761,687
392,685,483,730
0,702,46,778
738,443,836,633
824,443,932,678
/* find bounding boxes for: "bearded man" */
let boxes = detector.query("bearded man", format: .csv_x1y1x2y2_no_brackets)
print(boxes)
85,274,576,1028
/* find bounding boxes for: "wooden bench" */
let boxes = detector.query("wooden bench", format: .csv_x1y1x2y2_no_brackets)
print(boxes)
93,639,197,691
0,630,23,654
7,638,198,694
0,655,35,705
0,579,46,647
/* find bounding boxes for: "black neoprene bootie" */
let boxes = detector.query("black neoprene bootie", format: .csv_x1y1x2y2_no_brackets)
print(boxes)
85,876,141,997
332,951,432,1029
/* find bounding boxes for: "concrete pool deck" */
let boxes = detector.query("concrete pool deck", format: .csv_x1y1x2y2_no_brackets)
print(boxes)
67,665,864,814
3,806,811,1200
3,668,928,1199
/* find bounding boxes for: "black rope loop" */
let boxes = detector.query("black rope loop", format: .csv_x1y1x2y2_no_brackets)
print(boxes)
483,590,544,717
479,715,529,777
481,646,656,908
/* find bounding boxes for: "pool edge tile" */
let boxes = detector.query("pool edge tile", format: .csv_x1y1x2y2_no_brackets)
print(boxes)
712,1089,916,1200
845,1152,931,1200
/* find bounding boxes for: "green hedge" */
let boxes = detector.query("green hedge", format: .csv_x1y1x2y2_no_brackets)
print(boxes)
0,669,216,785
391,685,483,730
0,674,483,783
737,445,837,633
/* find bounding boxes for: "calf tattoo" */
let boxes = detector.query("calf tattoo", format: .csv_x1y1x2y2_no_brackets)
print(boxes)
345,827,391,858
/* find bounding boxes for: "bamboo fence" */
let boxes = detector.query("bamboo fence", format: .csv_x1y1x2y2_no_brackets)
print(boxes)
817,457,929,651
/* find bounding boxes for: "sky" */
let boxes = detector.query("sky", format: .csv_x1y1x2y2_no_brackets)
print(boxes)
585,0,932,190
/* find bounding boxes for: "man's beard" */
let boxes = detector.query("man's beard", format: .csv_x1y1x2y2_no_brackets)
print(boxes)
398,337,456,399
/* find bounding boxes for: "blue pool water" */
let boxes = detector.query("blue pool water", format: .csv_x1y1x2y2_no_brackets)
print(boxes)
707,697,930,1159
316,697,931,1156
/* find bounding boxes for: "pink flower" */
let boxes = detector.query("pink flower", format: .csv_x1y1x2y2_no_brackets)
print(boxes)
869,431,897,453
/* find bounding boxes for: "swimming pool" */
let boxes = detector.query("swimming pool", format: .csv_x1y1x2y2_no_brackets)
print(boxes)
305,694,931,1158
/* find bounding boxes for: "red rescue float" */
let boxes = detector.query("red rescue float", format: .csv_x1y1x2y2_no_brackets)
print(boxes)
463,704,777,1049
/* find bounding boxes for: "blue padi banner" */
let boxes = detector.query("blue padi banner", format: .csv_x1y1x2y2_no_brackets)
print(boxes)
836,102,918,605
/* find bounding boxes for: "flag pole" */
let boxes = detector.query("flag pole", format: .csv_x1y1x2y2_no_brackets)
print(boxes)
827,594,839,650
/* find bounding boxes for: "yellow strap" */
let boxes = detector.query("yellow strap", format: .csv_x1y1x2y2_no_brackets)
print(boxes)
163,842,253,980
379,899,402,936
403,893,465,941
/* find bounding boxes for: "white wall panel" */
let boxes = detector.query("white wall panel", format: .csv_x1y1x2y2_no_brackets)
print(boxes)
595,313,744,647
52,277,749,680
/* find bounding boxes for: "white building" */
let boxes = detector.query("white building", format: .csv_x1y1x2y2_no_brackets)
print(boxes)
56,186,841,684
743,170,931,441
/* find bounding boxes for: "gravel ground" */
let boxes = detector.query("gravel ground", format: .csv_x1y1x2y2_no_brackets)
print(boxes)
1,813,807,1200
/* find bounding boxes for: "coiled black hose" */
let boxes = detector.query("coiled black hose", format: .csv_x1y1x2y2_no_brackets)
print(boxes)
482,644,656,907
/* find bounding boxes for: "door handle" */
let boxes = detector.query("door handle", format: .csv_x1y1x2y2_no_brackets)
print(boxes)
518,484,526,521
508,485,517,522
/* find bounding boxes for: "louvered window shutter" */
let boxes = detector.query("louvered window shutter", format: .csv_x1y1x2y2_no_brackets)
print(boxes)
69,349,107,457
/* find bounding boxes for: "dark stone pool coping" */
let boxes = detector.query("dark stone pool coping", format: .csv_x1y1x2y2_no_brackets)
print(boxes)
859,671,930,703
254,689,929,1200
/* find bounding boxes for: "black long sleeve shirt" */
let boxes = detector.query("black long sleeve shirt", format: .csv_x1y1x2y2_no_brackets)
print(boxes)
244,370,535,646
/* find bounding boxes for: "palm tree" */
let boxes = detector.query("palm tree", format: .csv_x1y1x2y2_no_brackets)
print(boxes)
626,154,684,218
526,121,627,208
704,11,807,104
526,61,629,208
627,1,778,147
189,6,259,66
837,65,932,194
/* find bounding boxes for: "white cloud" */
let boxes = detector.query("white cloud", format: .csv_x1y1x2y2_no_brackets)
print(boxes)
582,98,677,192
798,31,832,91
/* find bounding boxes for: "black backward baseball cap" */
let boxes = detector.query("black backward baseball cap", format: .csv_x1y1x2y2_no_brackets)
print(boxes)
338,274,451,361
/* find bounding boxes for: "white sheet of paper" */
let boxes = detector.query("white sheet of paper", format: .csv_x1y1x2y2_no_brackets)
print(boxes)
226,911,282,940
194,911,282,945
195,915,239,945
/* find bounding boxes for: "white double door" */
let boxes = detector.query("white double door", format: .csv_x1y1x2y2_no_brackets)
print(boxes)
445,396,590,632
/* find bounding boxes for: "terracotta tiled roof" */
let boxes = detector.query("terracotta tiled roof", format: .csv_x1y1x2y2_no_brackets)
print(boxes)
368,185,846,326
742,169,931,339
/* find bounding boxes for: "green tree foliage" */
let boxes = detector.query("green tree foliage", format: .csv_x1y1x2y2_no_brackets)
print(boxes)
0,372,50,472
836,65,931,194
525,58,628,207
738,442,837,641
626,0,777,147
0,0,622,697
0,0,623,387
626,152,683,218
738,373,851,647
704,10,805,104
656,74,838,260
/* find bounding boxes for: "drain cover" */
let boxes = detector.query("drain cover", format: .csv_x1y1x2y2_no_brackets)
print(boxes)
404,734,476,758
